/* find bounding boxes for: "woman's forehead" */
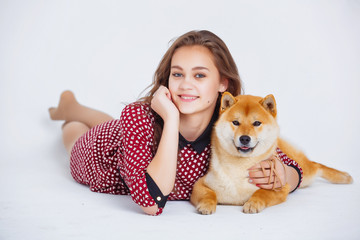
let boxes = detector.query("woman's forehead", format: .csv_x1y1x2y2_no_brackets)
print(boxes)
171,45,216,69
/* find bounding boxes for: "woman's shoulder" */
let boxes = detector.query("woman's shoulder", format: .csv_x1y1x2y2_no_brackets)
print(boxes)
120,101,154,122
123,101,152,114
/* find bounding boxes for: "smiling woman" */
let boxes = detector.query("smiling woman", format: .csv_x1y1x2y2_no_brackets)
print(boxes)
168,45,228,128
48,30,301,216
1,0,359,238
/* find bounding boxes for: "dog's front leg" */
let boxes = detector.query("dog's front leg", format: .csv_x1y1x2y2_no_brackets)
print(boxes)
190,177,217,215
243,184,290,213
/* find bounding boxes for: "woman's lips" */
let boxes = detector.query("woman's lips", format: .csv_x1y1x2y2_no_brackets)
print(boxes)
179,94,199,102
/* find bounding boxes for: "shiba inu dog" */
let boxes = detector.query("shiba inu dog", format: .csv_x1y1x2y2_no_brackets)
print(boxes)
190,92,353,214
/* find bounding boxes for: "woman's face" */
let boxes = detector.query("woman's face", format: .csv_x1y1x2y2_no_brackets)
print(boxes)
168,45,228,117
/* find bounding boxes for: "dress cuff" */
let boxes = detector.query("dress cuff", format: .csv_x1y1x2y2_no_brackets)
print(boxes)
276,148,303,193
145,172,169,208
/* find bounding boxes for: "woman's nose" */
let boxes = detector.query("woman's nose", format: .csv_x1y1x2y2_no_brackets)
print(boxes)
179,76,193,89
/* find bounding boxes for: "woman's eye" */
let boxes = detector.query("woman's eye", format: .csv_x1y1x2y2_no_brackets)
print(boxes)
253,121,262,127
195,73,205,78
172,73,183,77
232,120,240,126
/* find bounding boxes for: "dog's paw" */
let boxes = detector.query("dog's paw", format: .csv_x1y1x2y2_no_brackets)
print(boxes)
196,200,217,215
243,199,265,214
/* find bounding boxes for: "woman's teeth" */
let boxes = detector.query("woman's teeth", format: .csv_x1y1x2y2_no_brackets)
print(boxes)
181,96,197,100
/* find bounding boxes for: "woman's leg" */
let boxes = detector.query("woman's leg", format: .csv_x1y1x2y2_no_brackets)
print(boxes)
62,121,89,155
49,90,113,129
50,90,114,154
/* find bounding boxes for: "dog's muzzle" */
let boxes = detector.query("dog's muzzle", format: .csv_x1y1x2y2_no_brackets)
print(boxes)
236,135,257,153
236,145,254,153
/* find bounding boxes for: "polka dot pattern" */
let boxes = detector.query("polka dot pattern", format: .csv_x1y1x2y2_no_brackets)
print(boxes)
70,102,211,214
171,145,210,200
276,148,303,186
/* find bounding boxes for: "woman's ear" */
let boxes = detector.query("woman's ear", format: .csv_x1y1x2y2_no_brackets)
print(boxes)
219,78,229,93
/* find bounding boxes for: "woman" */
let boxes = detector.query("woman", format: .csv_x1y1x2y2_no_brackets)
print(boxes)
49,30,301,215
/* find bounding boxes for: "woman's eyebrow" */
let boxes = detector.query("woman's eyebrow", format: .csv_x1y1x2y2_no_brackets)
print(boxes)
192,66,210,71
170,66,210,71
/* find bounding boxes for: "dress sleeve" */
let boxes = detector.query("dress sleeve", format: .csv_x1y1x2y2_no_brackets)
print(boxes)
276,148,303,193
118,103,163,215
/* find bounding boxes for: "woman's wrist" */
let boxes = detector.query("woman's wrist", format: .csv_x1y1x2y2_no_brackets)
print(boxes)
163,114,179,129
162,104,180,123
285,165,300,192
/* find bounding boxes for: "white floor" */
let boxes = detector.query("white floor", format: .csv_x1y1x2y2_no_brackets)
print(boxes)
1,1,360,240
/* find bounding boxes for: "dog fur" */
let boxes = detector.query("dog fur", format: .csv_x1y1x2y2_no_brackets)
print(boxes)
190,92,353,214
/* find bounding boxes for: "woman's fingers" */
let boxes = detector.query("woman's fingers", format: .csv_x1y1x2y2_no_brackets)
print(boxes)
248,169,271,178
151,86,179,121
254,182,283,190
249,174,276,183
248,157,287,189
248,161,271,170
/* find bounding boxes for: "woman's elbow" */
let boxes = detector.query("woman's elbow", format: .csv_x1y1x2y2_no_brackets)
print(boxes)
141,205,159,215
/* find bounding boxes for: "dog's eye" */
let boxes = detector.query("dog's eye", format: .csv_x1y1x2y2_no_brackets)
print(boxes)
253,121,262,127
232,120,240,126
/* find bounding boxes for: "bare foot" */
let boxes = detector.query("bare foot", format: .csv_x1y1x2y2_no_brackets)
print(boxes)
49,90,79,121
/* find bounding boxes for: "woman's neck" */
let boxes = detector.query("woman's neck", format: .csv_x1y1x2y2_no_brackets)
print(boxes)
179,111,214,142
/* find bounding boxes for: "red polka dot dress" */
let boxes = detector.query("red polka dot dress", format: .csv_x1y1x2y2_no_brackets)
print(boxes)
69,102,303,215
70,102,211,215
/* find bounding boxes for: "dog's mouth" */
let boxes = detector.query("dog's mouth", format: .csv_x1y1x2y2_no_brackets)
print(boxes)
236,146,254,153
236,143,258,153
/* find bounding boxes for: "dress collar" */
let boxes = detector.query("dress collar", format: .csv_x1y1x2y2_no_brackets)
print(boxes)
178,110,219,153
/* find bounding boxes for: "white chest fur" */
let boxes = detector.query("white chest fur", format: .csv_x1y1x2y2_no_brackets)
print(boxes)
204,154,259,205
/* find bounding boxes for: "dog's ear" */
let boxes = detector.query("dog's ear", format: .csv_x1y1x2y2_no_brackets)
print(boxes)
260,94,277,117
220,92,236,114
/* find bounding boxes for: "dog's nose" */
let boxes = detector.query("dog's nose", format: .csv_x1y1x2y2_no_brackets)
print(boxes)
240,135,251,145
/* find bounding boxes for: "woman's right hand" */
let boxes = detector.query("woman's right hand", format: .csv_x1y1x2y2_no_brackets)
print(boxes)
151,85,179,122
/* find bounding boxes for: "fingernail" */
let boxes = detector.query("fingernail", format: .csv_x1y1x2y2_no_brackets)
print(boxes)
248,179,253,183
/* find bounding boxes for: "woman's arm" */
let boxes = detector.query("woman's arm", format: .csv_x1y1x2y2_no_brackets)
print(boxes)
142,86,180,215
284,165,301,192
146,116,179,194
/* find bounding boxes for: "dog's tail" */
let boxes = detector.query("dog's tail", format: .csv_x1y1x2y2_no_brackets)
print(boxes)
301,161,353,187
277,139,353,187
316,162,353,184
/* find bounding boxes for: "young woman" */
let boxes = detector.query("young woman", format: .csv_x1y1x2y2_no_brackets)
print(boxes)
49,30,302,215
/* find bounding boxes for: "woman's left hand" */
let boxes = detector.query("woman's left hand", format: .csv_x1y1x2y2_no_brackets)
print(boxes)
151,85,179,122
248,157,286,190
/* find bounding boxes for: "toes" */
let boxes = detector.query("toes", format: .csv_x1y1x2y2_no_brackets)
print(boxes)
196,200,217,215
48,107,59,120
243,200,265,214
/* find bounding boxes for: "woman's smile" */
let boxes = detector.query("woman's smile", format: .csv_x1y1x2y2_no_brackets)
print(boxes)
169,45,227,117
179,94,199,102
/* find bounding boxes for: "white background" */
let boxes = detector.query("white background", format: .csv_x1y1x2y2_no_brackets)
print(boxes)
0,0,359,239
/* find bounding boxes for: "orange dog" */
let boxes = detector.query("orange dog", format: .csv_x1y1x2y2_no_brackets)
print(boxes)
190,92,353,214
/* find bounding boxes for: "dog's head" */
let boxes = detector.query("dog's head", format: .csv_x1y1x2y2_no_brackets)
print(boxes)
214,92,279,157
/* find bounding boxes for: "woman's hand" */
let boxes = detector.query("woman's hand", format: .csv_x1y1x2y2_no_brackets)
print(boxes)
151,85,179,122
248,156,286,190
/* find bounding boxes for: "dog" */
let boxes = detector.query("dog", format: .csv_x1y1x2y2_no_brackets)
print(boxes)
190,92,353,214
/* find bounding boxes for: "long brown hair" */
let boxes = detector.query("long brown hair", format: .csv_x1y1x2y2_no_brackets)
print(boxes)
139,30,243,147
